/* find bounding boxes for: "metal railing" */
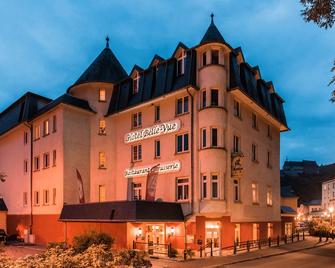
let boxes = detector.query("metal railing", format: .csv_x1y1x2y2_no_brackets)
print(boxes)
133,240,172,257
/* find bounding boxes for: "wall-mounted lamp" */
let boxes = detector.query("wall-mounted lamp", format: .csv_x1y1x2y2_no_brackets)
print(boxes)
168,226,175,237
136,227,142,240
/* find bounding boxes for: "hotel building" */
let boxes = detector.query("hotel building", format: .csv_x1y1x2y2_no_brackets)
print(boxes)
0,15,288,253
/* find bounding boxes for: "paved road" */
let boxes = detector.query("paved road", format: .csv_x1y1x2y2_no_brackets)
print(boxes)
226,243,335,268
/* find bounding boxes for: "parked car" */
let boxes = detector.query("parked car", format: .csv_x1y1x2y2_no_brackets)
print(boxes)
0,229,8,244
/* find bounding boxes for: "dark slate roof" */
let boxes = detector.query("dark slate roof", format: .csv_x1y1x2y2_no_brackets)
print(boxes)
107,48,197,115
59,200,185,222
283,160,318,168
32,93,94,119
149,54,164,67
281,206,296,214
229,52,288,128
69,46,127,89
281,185,298,198
0,198,8,211
306,199,321,206
200,14,225,45
0,92,51,136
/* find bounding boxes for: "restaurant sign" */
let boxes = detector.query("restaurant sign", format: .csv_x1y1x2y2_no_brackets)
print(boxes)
125,161,181,178
124,119,181,144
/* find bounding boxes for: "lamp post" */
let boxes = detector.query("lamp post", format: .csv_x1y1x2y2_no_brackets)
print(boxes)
329,207,334,226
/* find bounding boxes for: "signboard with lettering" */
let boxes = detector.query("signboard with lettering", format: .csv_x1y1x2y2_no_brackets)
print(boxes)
231,153,243,178
125,161,181,178
124,119,181,144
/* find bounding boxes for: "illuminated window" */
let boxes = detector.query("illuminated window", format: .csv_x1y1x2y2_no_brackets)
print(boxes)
43,120,49,136
233,100,241,117
176,96,189,115
176,133,189,153
132,145,142,162
267,223,273,238
267,187,273,206
211,50,219,64
43,153,50,168
133,72,140,94
253,224,259,241
211,174,219,199
252,183,259,204
176,50,186,76
154,140,160,158
99,185,106,202
99,89,106,102
99,152,106,168
43,189,49,205
34,125,41,140
133,183,142,200
176,178,189,201
99,119,106,135
132,112,142,128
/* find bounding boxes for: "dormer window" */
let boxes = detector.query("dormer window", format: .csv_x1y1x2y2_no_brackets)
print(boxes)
211,50,219,65
177,50,186,76
99,89,106,102
133,72,140,94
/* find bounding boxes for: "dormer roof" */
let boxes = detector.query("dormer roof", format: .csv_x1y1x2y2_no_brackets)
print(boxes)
149,54,164,67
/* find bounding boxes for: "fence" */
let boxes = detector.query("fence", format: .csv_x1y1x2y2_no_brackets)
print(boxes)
133,241,173,257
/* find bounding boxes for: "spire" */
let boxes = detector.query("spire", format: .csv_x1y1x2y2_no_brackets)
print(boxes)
105,36,110,48
200,13,225,45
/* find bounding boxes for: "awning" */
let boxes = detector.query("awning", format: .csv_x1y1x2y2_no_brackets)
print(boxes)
59,200,185,222
281,205,296,215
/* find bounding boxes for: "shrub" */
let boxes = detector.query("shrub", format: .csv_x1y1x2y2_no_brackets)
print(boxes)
47,241,68,250
113,249,152,268
169,247,178,258
73,231,114,253
185,248,195,259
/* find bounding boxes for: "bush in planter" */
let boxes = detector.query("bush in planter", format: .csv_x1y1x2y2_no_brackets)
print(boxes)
73,231,114,253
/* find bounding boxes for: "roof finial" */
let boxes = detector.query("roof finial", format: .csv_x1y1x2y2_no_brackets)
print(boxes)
210,13,214,24
105,35,110,48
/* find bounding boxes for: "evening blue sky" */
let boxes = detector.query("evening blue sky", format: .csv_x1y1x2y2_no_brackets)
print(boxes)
0,0,334,167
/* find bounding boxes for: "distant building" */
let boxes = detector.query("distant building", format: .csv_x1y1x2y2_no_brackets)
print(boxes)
281,160,319,176
280,186,298,236
322,178,335,211
297,199,322,221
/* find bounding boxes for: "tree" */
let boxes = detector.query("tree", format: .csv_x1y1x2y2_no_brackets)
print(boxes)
300,0,335,101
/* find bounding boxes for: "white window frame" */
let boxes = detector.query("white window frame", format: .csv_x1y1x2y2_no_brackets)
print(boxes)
132,144,142,162
176,96,189,115
176,50,186,76
133,72,140,94
176,178,189,201
211,174,219,199
133,183,142,200
176,133,189,153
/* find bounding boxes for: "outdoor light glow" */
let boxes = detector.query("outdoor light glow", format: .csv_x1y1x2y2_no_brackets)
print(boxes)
168,226,175,236
329,207,334,213
136,227,142,237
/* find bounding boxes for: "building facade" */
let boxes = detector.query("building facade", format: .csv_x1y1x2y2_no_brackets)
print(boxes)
322,178,335,211
0,16,288,252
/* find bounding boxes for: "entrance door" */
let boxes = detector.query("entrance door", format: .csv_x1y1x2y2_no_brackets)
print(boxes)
205,221,221,256
285,223,292,236
234,224,241,245
146,224,165,254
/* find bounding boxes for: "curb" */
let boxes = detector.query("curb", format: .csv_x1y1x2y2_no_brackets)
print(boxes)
211,241,332,267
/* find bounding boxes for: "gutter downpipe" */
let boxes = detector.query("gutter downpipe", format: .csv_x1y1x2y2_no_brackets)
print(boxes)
24,122,33,235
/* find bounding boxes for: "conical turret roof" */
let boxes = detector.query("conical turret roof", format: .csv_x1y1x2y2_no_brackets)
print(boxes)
200,13,225,45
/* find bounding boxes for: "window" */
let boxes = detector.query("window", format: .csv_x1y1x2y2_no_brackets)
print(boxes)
210,89,219,106
253,224,260,241
285,223,292,236
267,124,271,138
154,140,160,158
211,128,218,147
233,135,240,153
132,112,142,128
23,192,28,206
201,128,207,148
34,125,41,140
34,191,40,206
177,50,186,76
267,223,273,238
52,115,57,133
201,90,206,108
233,179,240,202
43,189,49,205
52,150,56,166
99,89,106,102
43,120,49,136
133,72,140,94
154,105,160,122
252,183,259,204
52,188,56,205
133,183,142,200
176,133,189,153
34,156,40,171
267,187,273,206
132,145,142,162
99,152,106,168
252,113,258,129
267,151,272,168
176,96,189,115
99,119,106,135
233,100,241,117
24,131,28,144
211,174,219,199
202,174,207,199
211,50,219,64
202,51,207,66
99,185,106,202
24,159,28,173
176,178,189,201
43,153,50,169
252,144,257,162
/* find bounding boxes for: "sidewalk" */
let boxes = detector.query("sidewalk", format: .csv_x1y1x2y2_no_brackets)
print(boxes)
150,236,332,268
